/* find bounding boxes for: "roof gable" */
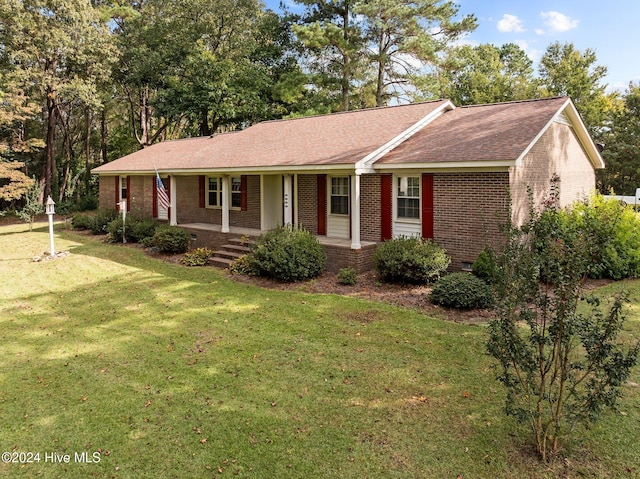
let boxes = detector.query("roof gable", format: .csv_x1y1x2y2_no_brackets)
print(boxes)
376,97,604,170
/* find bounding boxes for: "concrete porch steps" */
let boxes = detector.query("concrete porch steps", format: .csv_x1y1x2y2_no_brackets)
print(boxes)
208,238,255,268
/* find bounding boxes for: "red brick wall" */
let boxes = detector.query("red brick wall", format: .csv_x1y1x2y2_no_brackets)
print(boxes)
297,174,319,234
324,243,377,273
128,175,154,217
98,176,116,210
360,174,382,242
511,121,596,225
433,172,510,270
175,175,261,228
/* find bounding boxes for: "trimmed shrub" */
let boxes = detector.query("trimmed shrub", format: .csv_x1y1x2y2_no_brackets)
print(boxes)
152,226,190,253
247,225,327,282
107,216,158,244
430,272,493,310
71,213,94,231
472,247,497,283
128,218,158,243
107,217,128,243
89,209,118,235
373,236,450,284
181,248,213,266
337,267,358,285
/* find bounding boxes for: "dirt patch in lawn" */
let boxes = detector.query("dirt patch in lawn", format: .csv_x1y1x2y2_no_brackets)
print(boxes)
228,269,496,324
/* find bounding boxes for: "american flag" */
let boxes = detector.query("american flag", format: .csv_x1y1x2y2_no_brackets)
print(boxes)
155,169,170,210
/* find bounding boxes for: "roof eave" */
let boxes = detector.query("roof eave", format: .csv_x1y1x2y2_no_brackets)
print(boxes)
91,164,360,176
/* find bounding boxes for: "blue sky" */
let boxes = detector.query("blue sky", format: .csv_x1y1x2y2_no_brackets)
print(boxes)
265,0,640,93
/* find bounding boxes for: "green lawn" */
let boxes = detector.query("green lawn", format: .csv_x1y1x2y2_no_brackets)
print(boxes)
0,222,639,478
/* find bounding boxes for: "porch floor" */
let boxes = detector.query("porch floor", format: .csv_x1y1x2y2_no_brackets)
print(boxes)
179,223,376,248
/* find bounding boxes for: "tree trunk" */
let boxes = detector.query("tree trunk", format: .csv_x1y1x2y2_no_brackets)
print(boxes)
100,108,107,165
200,108,212,136
85,108,92,194
376,29,386,107
44,87,57,201
341,5,350,112
139,86,150,147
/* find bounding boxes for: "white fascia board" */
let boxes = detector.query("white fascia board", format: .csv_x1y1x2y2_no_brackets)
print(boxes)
374,160,514,172
354,100,456,175
514,98,605,169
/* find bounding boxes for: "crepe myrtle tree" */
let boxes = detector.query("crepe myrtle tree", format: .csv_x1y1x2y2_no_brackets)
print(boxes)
487,179,639,462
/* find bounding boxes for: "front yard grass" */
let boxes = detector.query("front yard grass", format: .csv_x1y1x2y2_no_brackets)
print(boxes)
0,222,638,478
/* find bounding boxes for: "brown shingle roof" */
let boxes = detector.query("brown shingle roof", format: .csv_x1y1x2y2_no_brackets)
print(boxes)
378,97,570,165
93,100,450,173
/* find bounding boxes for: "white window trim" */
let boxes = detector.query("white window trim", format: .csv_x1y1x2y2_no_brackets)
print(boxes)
206,175,242,211
393,174,421,224
328,175,350,217
119,176,128,202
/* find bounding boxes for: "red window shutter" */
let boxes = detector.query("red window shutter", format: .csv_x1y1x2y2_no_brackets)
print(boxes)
152,175,158,218
380,174,392,241
317,174,327,235
421,173,434,239
126,176,131,211
199,176,205,208
240,175,248,211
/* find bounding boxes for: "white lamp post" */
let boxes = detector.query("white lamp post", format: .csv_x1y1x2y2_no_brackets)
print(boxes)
45,195,56,256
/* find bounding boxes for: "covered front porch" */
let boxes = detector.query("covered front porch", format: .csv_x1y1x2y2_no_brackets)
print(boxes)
179,222,378,273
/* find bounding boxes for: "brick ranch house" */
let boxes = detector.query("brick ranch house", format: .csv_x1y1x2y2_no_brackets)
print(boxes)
92,97,604,272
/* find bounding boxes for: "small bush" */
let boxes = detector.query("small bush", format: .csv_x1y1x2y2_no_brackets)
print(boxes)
229,255,255,275
90,209,118,235
472,247,497,283
247,225,326,282
374,236,450,284
128,218,158,243
107,217,128,243
71,213,94,231
337,267,358,286
140,236,155,248
181,248,213,266
106,216,158,244
152,226,190,253
430,272,493,310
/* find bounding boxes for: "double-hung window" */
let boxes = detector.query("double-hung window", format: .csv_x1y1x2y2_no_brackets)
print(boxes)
330,177,349,215
207,176,242,209
396,176,420,219
120,176,128,203
207,177,221,207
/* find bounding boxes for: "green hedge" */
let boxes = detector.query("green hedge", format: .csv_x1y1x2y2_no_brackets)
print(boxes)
247,225,326,282
430,273,493,310
373,236,450,284
152,226,191,253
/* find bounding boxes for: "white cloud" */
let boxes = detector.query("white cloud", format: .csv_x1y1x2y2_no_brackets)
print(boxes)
497,14,525,33
515,40,542,63
540,11,579,32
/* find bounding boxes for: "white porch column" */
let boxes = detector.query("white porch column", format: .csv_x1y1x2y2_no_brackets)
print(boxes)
221,175,230,233
293,174,299,227
283,174,293,226
169,176,177,226
350,174,361,249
